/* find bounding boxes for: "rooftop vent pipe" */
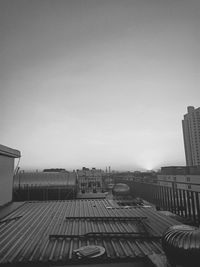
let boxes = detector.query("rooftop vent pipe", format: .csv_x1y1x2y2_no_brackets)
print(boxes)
162,224,200,267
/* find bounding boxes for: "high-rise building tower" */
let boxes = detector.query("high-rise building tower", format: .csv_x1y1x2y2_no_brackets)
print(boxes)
182,106,200,166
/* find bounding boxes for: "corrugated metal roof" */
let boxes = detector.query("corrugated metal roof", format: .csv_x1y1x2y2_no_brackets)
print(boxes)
0,200,180,265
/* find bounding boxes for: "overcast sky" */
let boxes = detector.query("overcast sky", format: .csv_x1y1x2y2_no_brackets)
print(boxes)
1,0,200,171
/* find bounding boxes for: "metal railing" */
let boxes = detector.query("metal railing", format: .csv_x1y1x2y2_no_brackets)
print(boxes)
132,181,200,226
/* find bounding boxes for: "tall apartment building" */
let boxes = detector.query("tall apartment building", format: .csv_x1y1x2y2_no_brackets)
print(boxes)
182,106,200,166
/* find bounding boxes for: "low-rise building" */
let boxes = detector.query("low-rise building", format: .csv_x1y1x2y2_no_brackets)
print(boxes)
77,168,103,194
157,166,200,192
0,144,20,206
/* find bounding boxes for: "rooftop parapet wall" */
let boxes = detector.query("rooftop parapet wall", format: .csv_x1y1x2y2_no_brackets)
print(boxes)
0,144,21,206
0,144,20,158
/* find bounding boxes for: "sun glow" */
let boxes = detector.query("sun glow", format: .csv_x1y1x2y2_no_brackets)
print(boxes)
145,163,155,171
137,149,162,171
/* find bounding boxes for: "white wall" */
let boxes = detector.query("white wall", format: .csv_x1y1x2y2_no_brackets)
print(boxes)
0,155,14,206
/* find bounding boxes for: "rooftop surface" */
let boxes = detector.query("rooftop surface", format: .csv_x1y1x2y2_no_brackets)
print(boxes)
0,199,180,266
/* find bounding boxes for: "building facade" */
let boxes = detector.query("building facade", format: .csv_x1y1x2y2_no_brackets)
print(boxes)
182,106,200,166
157,166,200,192
0,144,21,206
77,168,103,194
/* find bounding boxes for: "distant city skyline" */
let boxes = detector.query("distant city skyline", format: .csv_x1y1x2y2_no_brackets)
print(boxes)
1,0,200,171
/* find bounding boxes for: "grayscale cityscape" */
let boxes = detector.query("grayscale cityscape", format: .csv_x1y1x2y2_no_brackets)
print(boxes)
1,1,200,267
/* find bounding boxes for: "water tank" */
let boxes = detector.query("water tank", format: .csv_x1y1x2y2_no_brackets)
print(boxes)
162,224,200,267
112,183,130,196
107,183,114,190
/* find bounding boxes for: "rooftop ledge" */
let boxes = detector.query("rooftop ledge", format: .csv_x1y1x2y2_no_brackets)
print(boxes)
0,144,21,158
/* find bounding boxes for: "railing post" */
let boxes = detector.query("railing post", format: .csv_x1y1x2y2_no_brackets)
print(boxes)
183,190,188,218
186,190,192,221
191,191,196,225
195,192,200,225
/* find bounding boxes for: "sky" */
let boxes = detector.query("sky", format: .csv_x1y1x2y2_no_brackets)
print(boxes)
1,0,200,171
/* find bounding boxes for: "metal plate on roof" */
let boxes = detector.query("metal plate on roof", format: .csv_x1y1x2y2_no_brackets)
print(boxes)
73,245,105,258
